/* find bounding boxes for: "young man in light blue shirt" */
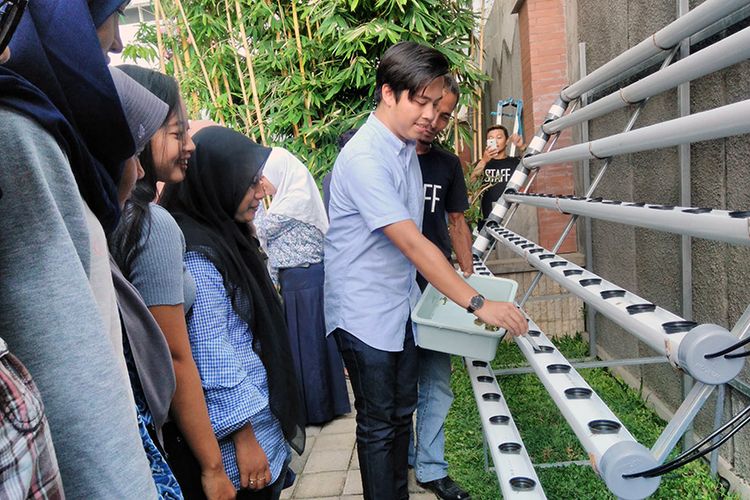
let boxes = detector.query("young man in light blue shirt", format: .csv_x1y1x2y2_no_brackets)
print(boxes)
325,41,527,500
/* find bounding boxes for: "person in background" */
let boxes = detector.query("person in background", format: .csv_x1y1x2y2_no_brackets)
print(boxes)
470,124,526,222
325,41,527,500
110,65,236,500
161,126,306,499
0,2,63,496
256,147,350,425
1,0,157,496
109,65,184,498
409,75,472,500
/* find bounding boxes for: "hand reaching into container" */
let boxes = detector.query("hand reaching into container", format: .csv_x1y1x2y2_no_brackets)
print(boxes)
474,301,528,337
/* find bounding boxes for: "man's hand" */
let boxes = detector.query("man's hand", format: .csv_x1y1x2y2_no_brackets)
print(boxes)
201,467,237,500
233,425,271,491
481,145,499,163
508,133,526,153
474,301,527,337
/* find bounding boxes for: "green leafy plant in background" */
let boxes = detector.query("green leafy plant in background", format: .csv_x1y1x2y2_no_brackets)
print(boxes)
124,0,488,182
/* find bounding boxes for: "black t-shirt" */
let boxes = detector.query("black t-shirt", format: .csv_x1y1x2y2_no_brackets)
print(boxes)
480,157,519,219
419,145,469,258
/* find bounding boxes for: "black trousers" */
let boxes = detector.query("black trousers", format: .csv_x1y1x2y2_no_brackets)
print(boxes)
334,324,419,500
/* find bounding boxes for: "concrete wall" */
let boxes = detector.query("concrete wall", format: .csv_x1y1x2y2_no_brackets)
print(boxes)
575,0,750,484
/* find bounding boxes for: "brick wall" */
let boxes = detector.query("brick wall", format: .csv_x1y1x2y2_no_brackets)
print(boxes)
516,0,577,252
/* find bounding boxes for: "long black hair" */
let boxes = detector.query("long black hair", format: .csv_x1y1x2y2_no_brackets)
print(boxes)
109,65,185,276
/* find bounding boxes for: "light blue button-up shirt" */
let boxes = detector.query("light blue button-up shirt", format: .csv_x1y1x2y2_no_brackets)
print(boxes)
324,113,424,352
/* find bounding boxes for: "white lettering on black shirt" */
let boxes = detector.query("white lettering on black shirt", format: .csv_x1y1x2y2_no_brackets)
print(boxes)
423,183,442,214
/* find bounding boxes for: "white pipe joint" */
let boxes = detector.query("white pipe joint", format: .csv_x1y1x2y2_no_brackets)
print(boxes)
598,441,661,500
677,324,745,384
472,234,491,257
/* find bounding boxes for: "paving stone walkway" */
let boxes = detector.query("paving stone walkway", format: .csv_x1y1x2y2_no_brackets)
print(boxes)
282,384,435,499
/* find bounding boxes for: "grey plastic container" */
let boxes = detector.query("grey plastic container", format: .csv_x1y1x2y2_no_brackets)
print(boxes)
412,274,519,361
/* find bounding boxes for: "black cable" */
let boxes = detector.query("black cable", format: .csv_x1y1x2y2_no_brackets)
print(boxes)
725,350,750,360
639,413,750,478
704,335,750,359
623,404,750,479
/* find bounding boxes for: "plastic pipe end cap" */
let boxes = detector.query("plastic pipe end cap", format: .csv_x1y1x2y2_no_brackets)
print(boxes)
598,441,660,500
677,324,745,385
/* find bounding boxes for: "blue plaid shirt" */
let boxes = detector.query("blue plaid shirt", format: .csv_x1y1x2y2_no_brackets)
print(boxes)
184,252,288,488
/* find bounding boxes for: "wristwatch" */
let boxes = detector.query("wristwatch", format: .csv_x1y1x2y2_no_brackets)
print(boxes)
466,294,485,314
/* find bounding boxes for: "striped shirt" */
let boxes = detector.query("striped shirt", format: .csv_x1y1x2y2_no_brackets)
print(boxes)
184,252,288,488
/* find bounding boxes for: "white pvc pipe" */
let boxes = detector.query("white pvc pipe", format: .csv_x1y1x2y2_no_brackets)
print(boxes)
545,27,750,134
485,226,689,363
465,360,546,499
522,99,750,169
561,0,750,101
502,193,750,247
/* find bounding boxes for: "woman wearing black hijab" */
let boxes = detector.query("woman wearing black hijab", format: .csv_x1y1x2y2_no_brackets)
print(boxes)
161,126,305,499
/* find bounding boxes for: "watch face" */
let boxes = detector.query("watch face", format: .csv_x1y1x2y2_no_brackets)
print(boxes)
470,295,485,311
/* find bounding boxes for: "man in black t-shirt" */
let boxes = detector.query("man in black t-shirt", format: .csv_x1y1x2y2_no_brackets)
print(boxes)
470,124,526,221
410,76,473,500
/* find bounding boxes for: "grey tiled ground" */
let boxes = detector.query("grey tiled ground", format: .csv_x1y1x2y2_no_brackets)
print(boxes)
282,382,432,499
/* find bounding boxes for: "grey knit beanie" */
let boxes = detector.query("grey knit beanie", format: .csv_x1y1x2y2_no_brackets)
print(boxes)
109,66,169,154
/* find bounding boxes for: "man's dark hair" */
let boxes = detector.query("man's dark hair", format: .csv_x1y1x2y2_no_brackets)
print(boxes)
374,41,449,105
487,124,509,138
444,74,460,98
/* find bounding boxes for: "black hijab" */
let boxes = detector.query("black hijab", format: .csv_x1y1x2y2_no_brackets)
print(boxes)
161,126,305,454
4,0,134,232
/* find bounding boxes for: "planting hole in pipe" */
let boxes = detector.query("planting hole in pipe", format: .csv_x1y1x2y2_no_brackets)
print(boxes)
601,290,626,299
477,375,495,383
683,207,712,214
528,329,542,337
626,202,646,207
510,477,536,491
498,442,522,454
729,211,750,219
565,387,593,399
627,303,657,315
539,254,555,260
662,320,698,334
482,392,502,401
587,197,604,202
603,200,622,205
529,248,545,254
535,345,555,354
521,243,535,249
579,278,602,287
547,364,572,374
550,261,568,268
648,205,674,210
589,419,622,434
472,360,488,367
489,415,510,425
564,269,584,276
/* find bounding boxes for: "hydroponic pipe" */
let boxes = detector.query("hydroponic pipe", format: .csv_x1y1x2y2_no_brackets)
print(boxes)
484,224,745,385
465,360,545,499
560,0,750,102
522,99,750,169
545,27,750,135
502,193,750,247
513,318,660,500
